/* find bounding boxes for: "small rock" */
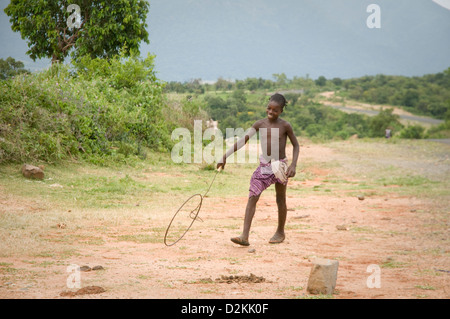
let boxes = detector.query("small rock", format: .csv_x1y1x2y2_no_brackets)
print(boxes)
92,265,104,271
307,258,339,295
248,248,256,253
336,225,347,231
57,222,67,229
21,164,44,180
357,195,365,201
293,214,310,219
80,265,91,272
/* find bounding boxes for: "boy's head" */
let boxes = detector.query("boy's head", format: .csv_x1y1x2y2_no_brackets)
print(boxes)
269,93,287,110
266,93,287,121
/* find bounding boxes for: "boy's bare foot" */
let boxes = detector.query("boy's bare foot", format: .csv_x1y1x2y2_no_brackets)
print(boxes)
231,237,250,246
269,233,285,244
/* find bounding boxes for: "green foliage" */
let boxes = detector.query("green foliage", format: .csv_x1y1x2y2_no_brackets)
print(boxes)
0,54,170,164
367,108,403,138
165,65,450,142
4,0,149,63
315,76,327,87
427,118,450,139
284,102,371,140
203,92,250,130
73,50,159,89
399,125,426,139
199,91,373,141
166,68,449,124
165,74,318,94
342,69,450,119
0,57,29,80
284,93,302,107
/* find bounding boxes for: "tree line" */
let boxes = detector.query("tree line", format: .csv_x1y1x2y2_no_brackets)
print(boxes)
165,68,450,141
165,68,450,121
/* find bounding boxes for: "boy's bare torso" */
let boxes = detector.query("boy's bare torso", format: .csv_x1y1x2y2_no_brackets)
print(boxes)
253,118,293,161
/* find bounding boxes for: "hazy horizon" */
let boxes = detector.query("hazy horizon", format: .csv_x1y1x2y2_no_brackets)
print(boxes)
1,0,449,82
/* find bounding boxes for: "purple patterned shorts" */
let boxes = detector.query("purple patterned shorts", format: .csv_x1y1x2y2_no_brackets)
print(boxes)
248,159,288,198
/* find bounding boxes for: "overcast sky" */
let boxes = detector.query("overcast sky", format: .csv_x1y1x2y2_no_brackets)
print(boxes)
1,0,449,81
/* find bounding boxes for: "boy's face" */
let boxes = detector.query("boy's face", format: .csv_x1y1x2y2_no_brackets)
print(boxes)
266,101,283,121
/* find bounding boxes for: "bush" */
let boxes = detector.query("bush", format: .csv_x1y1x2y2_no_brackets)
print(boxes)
399,125,426,139
0,57,29,80
0,54,171,164
368,108,403,138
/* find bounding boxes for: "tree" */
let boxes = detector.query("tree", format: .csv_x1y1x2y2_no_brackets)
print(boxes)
315,76,327,87
273,73,288,88
368,108,403,138
215,77,233,91
0,57,29,79
4,0,149,64
331,77,342,87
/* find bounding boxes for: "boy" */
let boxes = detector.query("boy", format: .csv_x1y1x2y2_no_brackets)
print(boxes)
217,93,300,246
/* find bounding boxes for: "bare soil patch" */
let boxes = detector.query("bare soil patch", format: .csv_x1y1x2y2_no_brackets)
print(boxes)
0,139,449,299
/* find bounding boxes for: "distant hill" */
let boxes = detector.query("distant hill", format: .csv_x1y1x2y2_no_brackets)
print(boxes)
145,0,450,81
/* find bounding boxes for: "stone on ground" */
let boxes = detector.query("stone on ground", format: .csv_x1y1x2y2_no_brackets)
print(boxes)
307,258,339,295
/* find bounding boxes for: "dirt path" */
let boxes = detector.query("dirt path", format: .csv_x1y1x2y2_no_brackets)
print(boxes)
0,140,449,299
318,91,444,125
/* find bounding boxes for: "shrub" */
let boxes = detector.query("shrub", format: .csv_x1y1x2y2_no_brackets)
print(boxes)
0,54,171,164
399,125,426,139
368,108,403,138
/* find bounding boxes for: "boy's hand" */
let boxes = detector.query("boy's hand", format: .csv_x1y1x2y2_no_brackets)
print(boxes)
217,159,226,171
287,164,296,178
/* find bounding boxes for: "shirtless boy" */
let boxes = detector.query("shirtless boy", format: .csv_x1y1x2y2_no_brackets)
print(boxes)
217,93,300,246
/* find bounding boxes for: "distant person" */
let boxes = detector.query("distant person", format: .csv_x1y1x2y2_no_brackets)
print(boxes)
385,128,392,139
217,93,300,246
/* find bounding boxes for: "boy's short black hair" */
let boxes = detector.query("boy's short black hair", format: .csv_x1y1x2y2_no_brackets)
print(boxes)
269,93,287,109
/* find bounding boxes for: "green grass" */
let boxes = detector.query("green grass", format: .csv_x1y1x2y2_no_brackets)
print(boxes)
0,138,448,265
0,153,256,212
415,284,436,291
381,258,407,269
325,139,449,198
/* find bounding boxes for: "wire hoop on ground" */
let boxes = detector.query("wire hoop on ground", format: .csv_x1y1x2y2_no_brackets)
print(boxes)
163,168,221,247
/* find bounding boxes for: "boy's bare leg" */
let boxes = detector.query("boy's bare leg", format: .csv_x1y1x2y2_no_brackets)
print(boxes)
270,183,287,244
231,195,260,246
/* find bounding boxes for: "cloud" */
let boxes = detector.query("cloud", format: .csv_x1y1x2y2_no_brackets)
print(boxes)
432,0,450,10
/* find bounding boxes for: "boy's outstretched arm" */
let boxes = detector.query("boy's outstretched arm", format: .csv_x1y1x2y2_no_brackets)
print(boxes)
216,126,258,170
286,123,300,178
